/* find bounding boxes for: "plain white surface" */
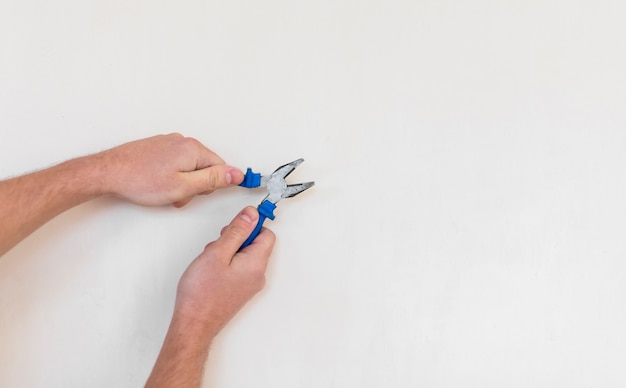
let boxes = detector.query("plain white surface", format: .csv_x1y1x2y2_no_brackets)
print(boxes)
1,0,626,386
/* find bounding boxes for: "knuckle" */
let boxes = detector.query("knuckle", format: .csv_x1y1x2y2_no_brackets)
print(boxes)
183,136,202,149
167,132,184,138
205,170,219,189
202,242,226,262
228,222,250,241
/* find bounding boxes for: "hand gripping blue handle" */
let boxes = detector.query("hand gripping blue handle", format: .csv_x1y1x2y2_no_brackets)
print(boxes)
240,200,276,249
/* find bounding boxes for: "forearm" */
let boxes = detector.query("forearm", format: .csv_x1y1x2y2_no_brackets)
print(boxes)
146,309,217,388
147,212,275,387
0,134,243,257
0,154,106,256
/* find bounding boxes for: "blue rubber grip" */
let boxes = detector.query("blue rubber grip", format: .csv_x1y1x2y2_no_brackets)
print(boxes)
239,168,261,188
240,200,276,249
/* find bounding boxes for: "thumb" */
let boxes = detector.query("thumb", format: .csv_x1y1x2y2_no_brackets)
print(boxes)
213,207,259,262
185,165,244,195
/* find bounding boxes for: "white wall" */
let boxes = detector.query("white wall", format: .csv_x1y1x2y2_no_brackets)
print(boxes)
2,0,626,387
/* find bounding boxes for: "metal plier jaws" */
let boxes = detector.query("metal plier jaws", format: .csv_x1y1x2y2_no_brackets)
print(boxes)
239,158,314,249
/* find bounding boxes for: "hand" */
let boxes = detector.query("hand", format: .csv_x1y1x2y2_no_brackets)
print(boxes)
175,206,276,336
0,133,244,256
146,207,276,387
98,133,244,207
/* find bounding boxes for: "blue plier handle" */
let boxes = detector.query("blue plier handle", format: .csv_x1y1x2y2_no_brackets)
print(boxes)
238,160,314,249
240,199,276,249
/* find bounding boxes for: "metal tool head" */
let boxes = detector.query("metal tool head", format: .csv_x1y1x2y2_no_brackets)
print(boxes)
272,158,304,179
282,182,315,199
261,158,314,204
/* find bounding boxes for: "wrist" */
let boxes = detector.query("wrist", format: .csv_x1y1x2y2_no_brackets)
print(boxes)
51,154,108,201
81,150,117,197
171,303,222,345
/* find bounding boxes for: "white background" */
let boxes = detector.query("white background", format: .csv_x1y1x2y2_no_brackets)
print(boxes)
1,0,626,387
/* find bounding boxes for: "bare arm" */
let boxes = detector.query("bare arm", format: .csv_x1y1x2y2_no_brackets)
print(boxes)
146,207,276,387
0,133,243,257
0,133,276,386
0,155,103,256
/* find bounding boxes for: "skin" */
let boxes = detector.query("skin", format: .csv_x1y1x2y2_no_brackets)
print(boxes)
147,208,274,387
0,133,275,387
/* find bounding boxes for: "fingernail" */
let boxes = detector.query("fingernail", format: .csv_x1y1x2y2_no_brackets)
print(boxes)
228,168,243,185
239,207,258,224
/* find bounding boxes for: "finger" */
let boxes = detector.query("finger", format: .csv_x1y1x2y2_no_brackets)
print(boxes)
233,227,276,272
213,207,259,263
183,165,244,195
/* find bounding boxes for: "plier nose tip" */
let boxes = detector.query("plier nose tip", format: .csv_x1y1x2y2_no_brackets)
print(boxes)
272,158,305,180
283,181,315,199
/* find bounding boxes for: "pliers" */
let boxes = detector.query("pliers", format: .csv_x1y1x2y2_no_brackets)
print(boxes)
239,158,314,249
